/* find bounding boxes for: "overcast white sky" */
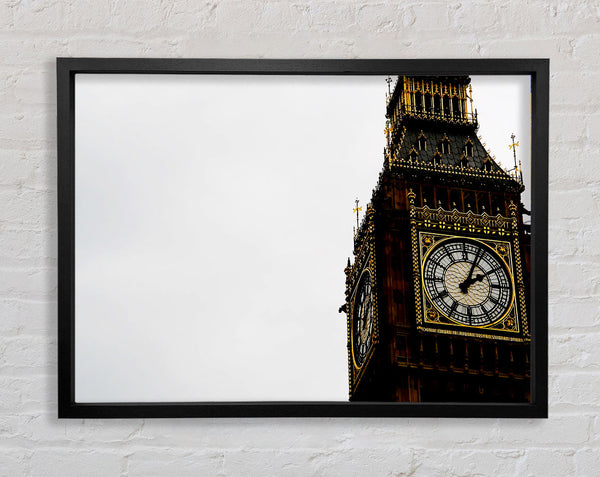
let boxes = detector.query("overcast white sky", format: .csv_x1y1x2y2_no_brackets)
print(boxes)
75,74,530,402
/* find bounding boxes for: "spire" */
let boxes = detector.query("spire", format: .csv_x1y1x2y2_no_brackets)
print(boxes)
509,133,522,184
353,198,362,232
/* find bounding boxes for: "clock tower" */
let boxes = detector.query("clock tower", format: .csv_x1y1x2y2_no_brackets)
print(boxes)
343,76,531,402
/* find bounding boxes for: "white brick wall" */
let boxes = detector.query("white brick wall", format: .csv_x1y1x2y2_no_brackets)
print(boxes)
0,0,598,475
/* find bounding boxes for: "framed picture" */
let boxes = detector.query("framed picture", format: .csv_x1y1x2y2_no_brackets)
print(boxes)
57,58,548,418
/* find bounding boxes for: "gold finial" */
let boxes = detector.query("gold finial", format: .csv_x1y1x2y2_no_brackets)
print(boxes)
353,198,362,231
509,133,523,184
386,76,392,96
384,121,393,142
468,84,474,118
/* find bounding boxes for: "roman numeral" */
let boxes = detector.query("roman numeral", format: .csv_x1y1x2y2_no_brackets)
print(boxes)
490,283,506,289
435,290,449,300
428,259,443,268
449,301,458,316
442,246,458,263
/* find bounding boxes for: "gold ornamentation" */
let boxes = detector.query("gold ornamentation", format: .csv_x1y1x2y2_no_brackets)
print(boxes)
410,222,529,342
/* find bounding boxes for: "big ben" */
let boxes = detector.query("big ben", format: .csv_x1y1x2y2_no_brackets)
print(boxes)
343,76,531,403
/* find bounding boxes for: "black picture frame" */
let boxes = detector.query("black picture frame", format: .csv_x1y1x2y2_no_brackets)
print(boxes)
57,58,548,418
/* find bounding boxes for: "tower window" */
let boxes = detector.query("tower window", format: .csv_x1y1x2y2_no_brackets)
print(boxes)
460,155,469,168
452,96,461,119
482,157,493,172
441,136,450,154
432,149,442,165
465,139,474,156
433,95,441,116
415,91,423,113
443,96,450,117
424,93,432,114
418,133,427,151
421,186,434,207
409,148,419,161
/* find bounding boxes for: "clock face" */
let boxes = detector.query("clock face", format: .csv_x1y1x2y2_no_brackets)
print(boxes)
352,271,374,368
423,238,513,326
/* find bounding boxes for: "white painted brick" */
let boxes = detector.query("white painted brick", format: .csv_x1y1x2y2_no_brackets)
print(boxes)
452,1,504,34
127,449,224,476
63,419,146,444
0,110,51,150
221,447,412,476
63,0,113,31
550,144,600,182
478,37,575,68
519,448,577,476
550,188,599,220
572,33,600,67
356,4,405,33
0,150,55,190
0,267,56,300
413,448,523,477
12,68,55,106
578,222,600,257
549,297,600,328
586,113,600,143
551,333,600,370
592,416,600,445
575,448,600,477
494,415,590,446
30,449,122,477
306,2,357,33
548,222,584,259
0,376,48,414
0,188,56,228
0,38,69,67
551,71,600,112
409,2,455,34
11,0,66,32
103,0,164,33
552,113,587,143
548,261,600,298
159,1,218,31
0,229,56,265
551,373,600,407
0,299,55,336
0,336,56,372
65,37,180,58
0,449,32,477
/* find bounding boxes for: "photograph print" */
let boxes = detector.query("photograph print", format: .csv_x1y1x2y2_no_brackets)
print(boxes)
342,75,532,403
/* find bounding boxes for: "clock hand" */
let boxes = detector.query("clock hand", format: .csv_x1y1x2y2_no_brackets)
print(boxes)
463,273,485,288
459,250,482,293
467,249,481,280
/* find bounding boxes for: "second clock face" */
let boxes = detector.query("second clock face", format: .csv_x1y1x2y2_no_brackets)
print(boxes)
422,238,513,326
352,271,374,368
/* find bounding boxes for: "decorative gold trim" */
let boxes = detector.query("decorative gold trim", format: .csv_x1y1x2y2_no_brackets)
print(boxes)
346,205,380,396
420,235,517,329
413,204,515,238
350,268,374,370
408,190,529,342
390,155,518,185
416,325,527,342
